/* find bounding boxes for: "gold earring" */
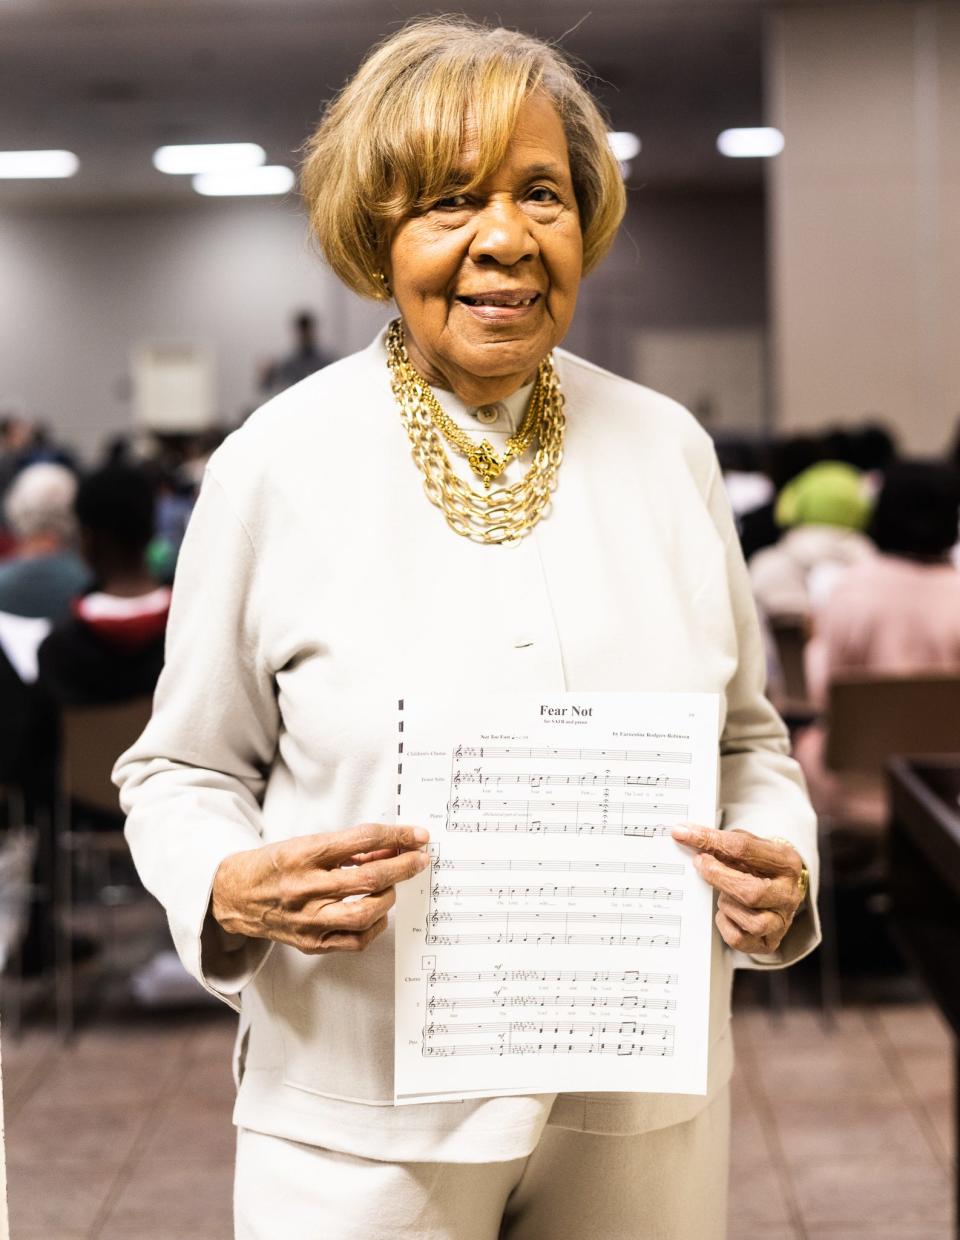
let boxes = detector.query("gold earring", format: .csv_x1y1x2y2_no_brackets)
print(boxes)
377,270,392,297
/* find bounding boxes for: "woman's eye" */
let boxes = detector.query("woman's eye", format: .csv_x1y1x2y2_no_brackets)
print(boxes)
433,194,470,210
528,186,559,204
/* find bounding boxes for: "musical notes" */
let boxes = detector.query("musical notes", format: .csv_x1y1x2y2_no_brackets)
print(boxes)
427,993,677,1012
422,1041,674,1058
433,883,682,901
430,910,680,928
419,970,679,1059
452,743,692,765
394,691,719,1103
426,969,679,985
425,1019,673,1039
431,858,684,877
446,820,672,837
425,932,680,948
452,768,691,791
448,796,688,816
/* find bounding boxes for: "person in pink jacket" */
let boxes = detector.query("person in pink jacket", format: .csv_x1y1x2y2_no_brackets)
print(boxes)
795,460,960,824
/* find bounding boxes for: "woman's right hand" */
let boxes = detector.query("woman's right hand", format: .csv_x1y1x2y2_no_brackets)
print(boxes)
211,824,430,954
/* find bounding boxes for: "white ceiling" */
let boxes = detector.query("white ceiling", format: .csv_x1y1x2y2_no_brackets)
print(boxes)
0,0,880,208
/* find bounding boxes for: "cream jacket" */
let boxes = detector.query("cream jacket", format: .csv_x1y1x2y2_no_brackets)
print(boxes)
114,328,819,1163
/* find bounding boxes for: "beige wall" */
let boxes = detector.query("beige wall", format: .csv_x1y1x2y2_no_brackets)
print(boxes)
0,188,767,461
768,1,960,454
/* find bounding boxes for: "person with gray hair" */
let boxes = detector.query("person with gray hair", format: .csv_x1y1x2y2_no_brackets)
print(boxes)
0,462,90,621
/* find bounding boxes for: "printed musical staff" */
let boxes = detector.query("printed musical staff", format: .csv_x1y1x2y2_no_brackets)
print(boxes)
425,932,680,948
422,1041,675,1058
433,883,682,902
427,994,677,1013
426,1020,673,1039
452,743,692,765
431,910,679,929
452,769,691,791
426,969,679,986
425,850,684,950
421,1014,676,1060
447,820,671,837
431,858,684,877
449,796,687,817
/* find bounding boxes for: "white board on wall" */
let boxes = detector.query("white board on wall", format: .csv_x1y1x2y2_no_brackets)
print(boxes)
632,327,767,434
132,341,216,433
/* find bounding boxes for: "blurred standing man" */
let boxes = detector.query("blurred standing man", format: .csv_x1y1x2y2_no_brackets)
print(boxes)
260,311,335,397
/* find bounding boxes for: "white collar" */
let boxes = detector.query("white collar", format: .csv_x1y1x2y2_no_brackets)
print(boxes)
431,379,536,434
371,323,536,434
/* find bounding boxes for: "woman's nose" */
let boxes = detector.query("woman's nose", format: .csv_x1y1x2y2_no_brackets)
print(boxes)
468,201,538,266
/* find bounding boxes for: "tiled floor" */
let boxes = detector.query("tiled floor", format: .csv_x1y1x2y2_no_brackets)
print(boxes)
2,1001,954,1239
730,1004,953,1239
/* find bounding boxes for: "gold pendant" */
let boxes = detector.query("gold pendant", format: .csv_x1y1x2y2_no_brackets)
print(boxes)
467,440,506,488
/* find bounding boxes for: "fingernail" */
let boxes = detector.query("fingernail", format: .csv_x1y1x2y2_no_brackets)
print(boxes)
691,854,704,870
672,825,693,840
416,853,430,870
412,828,429,843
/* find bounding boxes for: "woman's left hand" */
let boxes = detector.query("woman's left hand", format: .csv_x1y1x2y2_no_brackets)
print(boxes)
671,825,806,955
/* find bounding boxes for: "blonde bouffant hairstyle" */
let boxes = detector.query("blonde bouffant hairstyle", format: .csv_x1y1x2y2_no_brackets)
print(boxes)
301,16,626,301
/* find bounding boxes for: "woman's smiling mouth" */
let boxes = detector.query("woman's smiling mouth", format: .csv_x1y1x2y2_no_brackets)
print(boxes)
457,289,541,307
456,290,542,321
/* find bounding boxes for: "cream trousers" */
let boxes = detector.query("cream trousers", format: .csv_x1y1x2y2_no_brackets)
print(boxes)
234,1085,730,1240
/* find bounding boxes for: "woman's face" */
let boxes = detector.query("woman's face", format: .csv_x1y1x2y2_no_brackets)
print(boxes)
386,93,583,405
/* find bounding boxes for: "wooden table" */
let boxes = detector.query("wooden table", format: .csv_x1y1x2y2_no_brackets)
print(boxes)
887,757,960,1237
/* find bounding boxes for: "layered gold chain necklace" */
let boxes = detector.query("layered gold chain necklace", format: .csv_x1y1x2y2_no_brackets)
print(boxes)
385,318,565,545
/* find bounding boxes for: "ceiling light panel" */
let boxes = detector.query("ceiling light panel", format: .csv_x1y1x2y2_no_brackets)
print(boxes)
607,131,642,162
153,143,266,175
716,128,784,158
0,150,79,179
192,166,295,196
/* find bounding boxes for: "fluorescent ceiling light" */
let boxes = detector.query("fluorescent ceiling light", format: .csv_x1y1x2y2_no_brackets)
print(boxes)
607,131,642,162
0,150,79,179
192,165,295,197
153,143,266,174
717,127,784,158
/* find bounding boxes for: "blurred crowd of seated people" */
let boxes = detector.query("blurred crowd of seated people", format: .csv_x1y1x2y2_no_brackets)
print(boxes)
0,416,221,977
719,420,960,834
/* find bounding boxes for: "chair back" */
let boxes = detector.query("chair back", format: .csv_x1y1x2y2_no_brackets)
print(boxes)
825,670,960,777
769,614,810,706
60,697,153,816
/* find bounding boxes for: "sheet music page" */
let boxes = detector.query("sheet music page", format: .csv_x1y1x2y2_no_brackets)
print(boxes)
394,691,719,1105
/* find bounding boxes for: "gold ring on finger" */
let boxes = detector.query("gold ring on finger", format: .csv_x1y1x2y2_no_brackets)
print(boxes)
770,836,809,906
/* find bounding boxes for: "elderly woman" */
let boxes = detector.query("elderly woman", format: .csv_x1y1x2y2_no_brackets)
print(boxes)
114,17,818,1240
